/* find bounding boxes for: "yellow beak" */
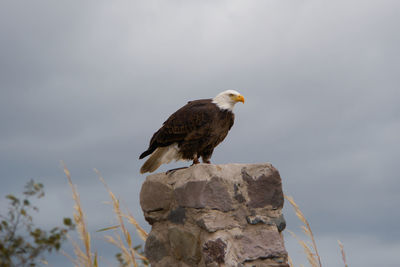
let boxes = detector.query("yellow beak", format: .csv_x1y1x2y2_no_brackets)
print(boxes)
236,94,245,103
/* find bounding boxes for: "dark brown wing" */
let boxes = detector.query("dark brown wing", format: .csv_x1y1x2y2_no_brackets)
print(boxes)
228,113,234,130
139,99,215,159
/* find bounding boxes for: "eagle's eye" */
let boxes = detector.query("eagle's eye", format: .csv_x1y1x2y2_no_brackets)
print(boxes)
229,93,234,97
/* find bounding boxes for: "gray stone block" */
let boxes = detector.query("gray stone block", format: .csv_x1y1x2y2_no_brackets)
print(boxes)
140,163,288,267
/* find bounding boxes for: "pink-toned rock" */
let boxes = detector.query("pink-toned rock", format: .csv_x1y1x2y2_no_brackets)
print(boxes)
140,163,288,266
234,227,287,262
174,176,233,211
168,227,201,266
242,166,284,209
196,210,241,233
203,238,227,265
174,180,207,209
140,180,172,212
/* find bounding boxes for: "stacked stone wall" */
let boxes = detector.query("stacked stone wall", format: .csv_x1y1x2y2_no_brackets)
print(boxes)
140,163,288,267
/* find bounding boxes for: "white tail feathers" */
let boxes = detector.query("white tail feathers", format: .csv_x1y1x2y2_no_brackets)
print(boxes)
140,145,181,174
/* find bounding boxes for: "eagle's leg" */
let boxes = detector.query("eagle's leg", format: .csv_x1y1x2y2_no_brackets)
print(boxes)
202,156,211,164
191,154,200,165
201,153,212,164
201,149,213,164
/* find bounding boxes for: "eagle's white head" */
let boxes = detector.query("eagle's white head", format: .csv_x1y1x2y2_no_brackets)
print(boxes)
212,90,245,111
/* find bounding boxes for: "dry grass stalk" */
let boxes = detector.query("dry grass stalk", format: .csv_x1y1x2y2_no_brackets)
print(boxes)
95,169,145,267
61,246,81,267
125,212,148,242
288,230,319,267
106,234,132,264
62,162,96,267
288,255,294,267
106,234,148,263
285,195,322,267
338,240,348,267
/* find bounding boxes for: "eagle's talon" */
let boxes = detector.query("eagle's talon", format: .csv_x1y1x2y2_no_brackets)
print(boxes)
166,167,188,174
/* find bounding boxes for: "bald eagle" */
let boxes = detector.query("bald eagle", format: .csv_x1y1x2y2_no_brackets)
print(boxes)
139,90,245,174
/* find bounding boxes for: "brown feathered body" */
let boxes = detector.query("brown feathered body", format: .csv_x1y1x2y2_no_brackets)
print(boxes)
139,99,234,173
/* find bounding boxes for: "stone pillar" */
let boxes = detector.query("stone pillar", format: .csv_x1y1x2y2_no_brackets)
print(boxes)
140,163,288,267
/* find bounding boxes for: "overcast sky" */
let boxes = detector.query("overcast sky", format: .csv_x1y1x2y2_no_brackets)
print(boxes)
1,1,400,266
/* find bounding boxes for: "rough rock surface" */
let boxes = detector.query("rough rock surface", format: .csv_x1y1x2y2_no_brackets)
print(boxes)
140,163,288,267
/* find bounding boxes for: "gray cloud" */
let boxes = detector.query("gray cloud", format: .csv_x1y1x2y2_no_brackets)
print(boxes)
1,0,400,266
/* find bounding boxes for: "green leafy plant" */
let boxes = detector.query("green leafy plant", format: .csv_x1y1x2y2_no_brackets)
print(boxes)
0,180,74,266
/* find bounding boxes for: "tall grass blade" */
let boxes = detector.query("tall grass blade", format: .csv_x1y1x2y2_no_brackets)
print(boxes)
285,195,322,267
338,240,348,267
62,161,94,267
95,169,139,267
